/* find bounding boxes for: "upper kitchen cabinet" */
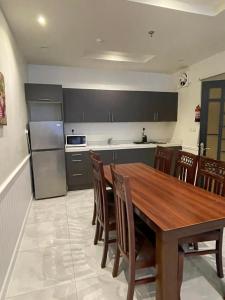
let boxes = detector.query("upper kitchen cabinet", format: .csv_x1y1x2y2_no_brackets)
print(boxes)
63,88,178,123
25,84,63,121
154,92,178,122
25,84,63,102
63,89,113,122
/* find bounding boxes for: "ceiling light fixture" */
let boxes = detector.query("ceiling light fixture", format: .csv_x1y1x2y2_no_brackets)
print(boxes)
84,51,155,63
37,15,46,26
96,38,104,43
148,30,155,37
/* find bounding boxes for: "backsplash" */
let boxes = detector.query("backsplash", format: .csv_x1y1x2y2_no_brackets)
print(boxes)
64,122,179,144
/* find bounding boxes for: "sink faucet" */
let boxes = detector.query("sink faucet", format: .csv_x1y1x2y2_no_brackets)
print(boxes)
108,138,113,145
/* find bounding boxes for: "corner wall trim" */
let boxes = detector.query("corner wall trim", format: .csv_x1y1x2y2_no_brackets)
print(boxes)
0,154,31,197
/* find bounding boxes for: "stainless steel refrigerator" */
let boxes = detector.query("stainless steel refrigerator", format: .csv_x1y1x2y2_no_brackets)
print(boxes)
29,121,67,199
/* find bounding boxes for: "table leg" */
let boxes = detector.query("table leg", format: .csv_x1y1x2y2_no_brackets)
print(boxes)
156,234,179,300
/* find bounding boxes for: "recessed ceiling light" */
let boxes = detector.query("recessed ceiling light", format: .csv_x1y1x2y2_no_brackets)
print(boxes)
96,38,104,43
84,51,155,63
37,15,46,26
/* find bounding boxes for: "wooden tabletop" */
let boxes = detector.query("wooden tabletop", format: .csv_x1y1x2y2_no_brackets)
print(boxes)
104,163,225,232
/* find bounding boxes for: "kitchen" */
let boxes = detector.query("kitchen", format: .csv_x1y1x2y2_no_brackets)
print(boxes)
1,1,225,300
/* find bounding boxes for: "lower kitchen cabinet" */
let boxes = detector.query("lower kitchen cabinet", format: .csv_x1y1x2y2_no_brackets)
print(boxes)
66,152,93,190
66,146,182,190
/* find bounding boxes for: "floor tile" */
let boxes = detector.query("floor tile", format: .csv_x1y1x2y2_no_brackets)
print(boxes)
27,204,67,224
20,220,70,251
75,273,128,300
6,280,77,300
6,245,75,298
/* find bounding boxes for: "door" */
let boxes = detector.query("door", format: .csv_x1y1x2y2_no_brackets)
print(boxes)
29,121,64,150
200,81,225,160
32,150,67,199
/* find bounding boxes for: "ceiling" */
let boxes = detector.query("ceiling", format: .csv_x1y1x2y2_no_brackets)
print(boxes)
129,0,225,16
1,0,225,73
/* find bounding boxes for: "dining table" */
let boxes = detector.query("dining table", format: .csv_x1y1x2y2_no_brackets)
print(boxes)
103,162,225,300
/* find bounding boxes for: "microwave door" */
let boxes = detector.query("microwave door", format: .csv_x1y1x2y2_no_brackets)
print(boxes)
29,121,64,150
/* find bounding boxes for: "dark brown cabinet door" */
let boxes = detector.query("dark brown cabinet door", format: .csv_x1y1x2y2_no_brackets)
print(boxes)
63,88,178,123
156,92,178,122
63,89,112,122
115,148,155,166
25,84,63,102
94,150,114,164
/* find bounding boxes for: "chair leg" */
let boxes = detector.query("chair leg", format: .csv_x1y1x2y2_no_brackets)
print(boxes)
94,220,100,245
101,229,109,268
193,243,199,250
127,260,136,300
92,202,97,225
112,245,121,278
216,229,224,278
178,250,184,300
98,226,103,241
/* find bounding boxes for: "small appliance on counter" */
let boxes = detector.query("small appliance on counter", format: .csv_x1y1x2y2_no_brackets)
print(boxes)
66,135,87,147
133,128,167,145
142,128,147,143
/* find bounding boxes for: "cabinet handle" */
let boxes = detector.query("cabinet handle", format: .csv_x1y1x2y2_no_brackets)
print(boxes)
82,112,85,121
114,151,117,161
153,113,156,121
72,160,82,162
72,153,82,156
112,112,114,122
156,112,159,121
72,173,83,177
108,112,111,122
112,152,114,161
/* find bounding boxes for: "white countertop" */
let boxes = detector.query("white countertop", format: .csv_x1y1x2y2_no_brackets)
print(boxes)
65,142,182,152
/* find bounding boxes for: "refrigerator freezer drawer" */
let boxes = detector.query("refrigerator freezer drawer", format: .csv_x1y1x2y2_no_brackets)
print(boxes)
32,150,67,199
30,121,64,150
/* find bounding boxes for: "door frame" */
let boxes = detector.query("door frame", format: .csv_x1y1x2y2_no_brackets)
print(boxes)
200,80,225,158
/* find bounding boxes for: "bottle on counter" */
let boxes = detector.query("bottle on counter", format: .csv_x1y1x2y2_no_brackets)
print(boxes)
142,128,147,143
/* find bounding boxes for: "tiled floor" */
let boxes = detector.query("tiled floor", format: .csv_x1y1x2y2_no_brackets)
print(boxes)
5,189,225,299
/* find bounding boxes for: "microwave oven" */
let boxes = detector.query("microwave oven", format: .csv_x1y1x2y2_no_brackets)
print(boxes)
66,135,87,147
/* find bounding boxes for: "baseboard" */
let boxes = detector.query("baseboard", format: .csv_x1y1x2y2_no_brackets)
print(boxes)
0,194,33,300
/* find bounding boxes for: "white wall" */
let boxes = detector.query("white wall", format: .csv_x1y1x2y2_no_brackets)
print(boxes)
172,49,225,153
28,64,176,91
0,9,28,185
28,64,178,143
0,9,32,298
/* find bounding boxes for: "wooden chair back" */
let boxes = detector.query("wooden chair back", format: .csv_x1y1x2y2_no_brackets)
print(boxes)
89,150,101,161
196,156,225,196
111,164,135,259
90,156,108,225
154,146,174,174
174,151,198,185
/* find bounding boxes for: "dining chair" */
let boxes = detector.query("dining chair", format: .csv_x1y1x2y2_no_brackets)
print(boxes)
110,164,184,300
180,156,225,279
154,146,174,174
174,150,198,185
89,150,101,225
90,155,116,268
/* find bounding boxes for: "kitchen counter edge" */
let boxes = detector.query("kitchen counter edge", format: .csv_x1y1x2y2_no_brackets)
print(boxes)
65,143,182,152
